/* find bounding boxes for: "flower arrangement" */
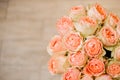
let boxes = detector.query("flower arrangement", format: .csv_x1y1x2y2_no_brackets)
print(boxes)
47,3,120,80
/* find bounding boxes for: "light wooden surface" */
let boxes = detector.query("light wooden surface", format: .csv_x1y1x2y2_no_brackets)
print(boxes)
0,0,120,80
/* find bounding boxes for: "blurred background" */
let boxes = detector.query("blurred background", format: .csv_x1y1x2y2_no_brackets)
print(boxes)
0,0,120,80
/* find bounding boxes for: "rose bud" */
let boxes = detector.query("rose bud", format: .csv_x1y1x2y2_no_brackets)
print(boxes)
84,36,104,58
81,75,93,80
87,3,107,22
56,16,74,36
47,35,67,56
68,50,87,68
69,5,86,21
63,32,83,52
62,67,81,80
105,13,120,28
95,74,112,80
48,54,67,75
112,45,120,61
98,26,118,47
107,61,120,78
74,16,98,37
83,58,105,76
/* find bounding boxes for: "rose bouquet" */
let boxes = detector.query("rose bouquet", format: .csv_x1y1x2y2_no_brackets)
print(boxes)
47,3,120,80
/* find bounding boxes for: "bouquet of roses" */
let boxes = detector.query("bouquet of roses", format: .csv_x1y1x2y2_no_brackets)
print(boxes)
47,3,120,80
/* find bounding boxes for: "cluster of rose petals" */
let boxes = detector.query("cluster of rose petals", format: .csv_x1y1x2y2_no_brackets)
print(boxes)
47,3,120,80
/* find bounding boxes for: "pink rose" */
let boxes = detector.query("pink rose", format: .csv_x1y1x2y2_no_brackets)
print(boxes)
107,62,120,78
57,16,74,36
99,26,118,46
69,5,86,21
84,36,103,58
83,58,105,76
48,54,67,75
68,51,87,67
87,3,107,21
105,13,120,28
47,35,66,55
74,16,98,37
95,74,112,80
62,68,81,80
63,32,83,52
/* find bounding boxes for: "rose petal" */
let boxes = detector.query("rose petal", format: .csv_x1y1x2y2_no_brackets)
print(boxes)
84,36,103,58
99,26,118,46
105,13,120,28
57,16,74,36
47,35,66,55
87,3,107,22
112,45,120,61
83,58,105,76
69,5,86,21
63,32,83,51
74,16,98,37
107,62,120,78
68,50,87,67
62,68,81,80
48,54,67,75
95,74,112,80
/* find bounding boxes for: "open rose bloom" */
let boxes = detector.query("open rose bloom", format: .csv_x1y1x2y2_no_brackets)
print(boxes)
68,50,87,67
47,3,120,80
47,35,66,56
62,68,81,80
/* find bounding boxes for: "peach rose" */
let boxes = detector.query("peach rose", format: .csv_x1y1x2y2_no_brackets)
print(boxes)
84,37,103,58
83,58,105,76
48,54,67,75
107,62,120,78
112,45,120,61
64,32,83,52
62,68,81,80
47,35,66,55
81,75,93,80
99,26,118,46
95,74,112,80
68,51,87,67
87,3,107,21
69,5,86,21
74,16,98,37
57,16,74,36
105,13,120,28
